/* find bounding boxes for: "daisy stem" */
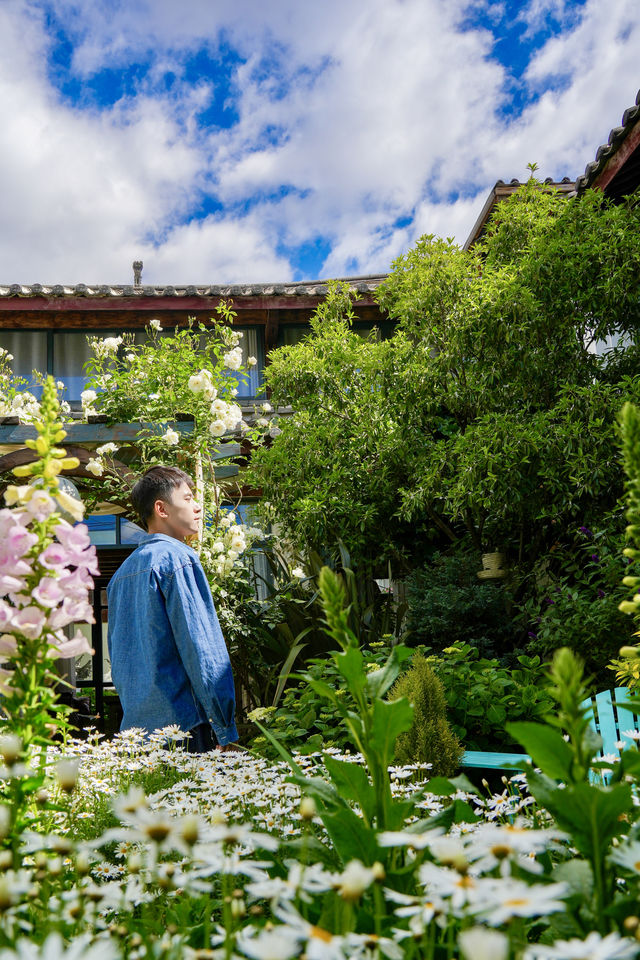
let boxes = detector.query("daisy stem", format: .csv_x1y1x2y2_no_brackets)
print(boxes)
222,866,233,960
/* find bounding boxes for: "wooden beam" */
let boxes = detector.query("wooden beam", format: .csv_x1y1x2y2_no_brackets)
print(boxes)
0,293,379,314
213,464,239,479
0,420,196,444
264,309,281,354
0,444,238,481
0,302,383,329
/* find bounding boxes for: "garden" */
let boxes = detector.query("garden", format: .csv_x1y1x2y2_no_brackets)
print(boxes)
2,179,640,957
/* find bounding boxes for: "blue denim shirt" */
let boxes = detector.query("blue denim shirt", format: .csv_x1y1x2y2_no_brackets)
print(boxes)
107,533,238,745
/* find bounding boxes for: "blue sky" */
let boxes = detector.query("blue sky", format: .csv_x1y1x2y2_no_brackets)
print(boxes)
0,0,637,283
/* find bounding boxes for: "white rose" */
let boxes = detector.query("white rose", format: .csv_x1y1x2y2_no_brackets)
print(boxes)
212,541,225,554
261,403,272,413
86,458,104,477
150,319,162,331
96,443,118,456
126,353,135,362
209,420,227,437
223,347,243,371
247,356,257,367
225,403,243,427
56,381,65,390
162,428,180,446
188,373,205,393
81,389,98,407
227,549,238,561
211,399,228,417
292,567,306,579
101,336,122,354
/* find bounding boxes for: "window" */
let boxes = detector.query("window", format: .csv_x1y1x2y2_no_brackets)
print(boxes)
52,333,95,403
1,326,265,405
84,514,146,546
0,331,47,391
277,324,382,349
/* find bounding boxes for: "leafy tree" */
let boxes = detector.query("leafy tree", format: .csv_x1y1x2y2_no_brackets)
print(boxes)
251,180,640,579
250,284,427,570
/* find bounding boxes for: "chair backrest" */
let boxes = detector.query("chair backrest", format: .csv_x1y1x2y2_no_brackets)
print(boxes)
584,687,638,757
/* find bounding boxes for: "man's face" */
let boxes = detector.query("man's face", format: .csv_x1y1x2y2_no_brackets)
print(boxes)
156,481,201,542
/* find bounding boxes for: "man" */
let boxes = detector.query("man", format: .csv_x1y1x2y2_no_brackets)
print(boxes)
107,465,238,752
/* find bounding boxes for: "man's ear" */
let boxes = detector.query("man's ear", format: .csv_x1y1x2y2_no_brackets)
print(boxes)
154,498,169,519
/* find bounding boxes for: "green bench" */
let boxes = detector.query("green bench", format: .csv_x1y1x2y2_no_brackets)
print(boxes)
460,686,638,775
461,749,529,771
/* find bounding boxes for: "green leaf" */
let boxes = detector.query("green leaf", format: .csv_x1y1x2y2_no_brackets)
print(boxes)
369,697,414,768
422,774,481,797
271,638,309,708
506,721,575,781
288,773,346,812
321,806,380,866
334,646,365,696
306,678,351,718
323,754,376,824
365,644,412,699
553,859,594,900
527,770,633,859
424,798,480,831
251,720,306,778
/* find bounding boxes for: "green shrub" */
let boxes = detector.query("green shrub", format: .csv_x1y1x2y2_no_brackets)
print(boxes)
390,653,462,775
248,642,393,757
517,515,634,682
427,642,554,751
406,550,515,658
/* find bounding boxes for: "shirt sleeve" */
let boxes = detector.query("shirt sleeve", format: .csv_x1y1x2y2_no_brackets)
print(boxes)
161,558,238,745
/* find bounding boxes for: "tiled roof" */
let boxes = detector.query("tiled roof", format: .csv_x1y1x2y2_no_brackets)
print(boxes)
575,89,640,194
0,276,387,299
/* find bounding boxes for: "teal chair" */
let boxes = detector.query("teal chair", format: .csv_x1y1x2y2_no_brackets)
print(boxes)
461,687,639,776
584,686,640,780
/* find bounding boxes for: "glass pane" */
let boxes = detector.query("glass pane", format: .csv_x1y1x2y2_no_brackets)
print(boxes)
278,325,374,346
278,326,308,347
53,332,94,403
73,624,93,682
85,514,117,546
73,622,112,684
0,331,47,391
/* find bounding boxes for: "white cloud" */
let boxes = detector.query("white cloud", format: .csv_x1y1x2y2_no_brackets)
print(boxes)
0,0,637,282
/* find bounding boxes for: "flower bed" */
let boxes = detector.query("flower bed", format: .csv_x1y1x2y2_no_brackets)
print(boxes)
4,390,640,958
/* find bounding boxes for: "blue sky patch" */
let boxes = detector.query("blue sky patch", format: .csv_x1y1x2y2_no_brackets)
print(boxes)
1,0,635,283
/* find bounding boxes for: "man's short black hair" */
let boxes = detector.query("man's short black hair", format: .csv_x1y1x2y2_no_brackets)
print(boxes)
131,465,194,526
